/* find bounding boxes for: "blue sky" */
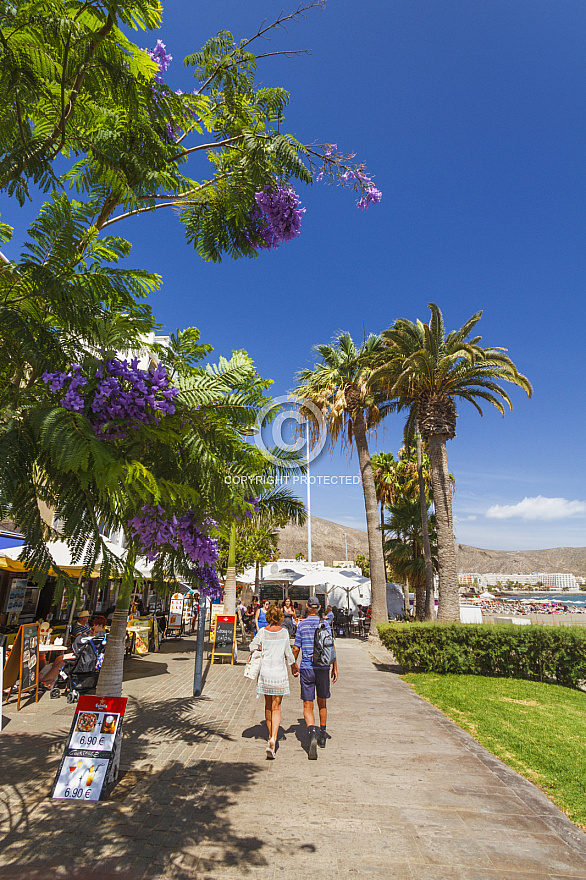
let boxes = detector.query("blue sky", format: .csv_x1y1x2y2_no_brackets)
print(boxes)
4,1,586,551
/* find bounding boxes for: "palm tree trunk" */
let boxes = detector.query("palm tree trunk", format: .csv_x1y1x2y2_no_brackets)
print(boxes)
96,547,137,698
427,434,459,621
380,501,388,582
223,522,237,615
417,426,435,620
403,577,411,619
352,412,387,633
413,545,426,622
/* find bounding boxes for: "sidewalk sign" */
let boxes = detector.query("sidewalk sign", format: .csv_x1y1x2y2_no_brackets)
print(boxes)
0,647,3,731
168,593,184,634
2,623,39,710
208,603,224,655
5,577,28,624
51,695,127,801
211,615,236,665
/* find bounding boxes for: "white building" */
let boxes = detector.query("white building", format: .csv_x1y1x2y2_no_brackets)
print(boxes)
458,571,579,590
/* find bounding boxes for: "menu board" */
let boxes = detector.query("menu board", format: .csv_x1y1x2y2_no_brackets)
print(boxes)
52,695,127,802
2,623,39,710
5,578,28,623
168,593,184,631
211,615,236,664
21,623,38,693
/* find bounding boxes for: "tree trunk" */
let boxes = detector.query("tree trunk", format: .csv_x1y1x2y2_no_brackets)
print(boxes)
223,522,237,615
413,546,426,622
427,434,459,621
352,412,387,633
96,548,137,698
417,426,435,620
403,578,411,619
380,501,388,582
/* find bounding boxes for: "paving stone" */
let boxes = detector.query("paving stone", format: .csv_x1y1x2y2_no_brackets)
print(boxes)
2,637,586,880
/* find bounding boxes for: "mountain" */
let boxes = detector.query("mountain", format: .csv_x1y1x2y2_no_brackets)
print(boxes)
278,516,369,564
454,543,586,577
277,517,586,576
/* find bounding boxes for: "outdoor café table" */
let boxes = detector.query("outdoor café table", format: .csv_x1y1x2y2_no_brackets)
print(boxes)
39,644,67,653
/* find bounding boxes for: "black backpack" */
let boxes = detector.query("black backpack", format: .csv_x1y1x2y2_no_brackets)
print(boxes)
312,622,335,667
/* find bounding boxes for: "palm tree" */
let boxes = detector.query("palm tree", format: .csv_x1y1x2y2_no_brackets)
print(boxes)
295,332,393,632
378,304,532,621
383,496,437,620
371,451,401,581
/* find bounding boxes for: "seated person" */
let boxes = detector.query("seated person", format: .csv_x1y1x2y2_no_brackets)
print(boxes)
39,649,65,691
72,610,91,639
72,616,107,656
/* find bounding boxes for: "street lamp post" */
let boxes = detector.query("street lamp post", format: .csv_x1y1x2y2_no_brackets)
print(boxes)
192,590,207,697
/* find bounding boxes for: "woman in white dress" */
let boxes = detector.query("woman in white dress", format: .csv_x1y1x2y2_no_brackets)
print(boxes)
249,603,299,758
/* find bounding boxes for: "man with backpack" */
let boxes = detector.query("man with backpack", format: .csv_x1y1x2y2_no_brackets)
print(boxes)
292,596,338,760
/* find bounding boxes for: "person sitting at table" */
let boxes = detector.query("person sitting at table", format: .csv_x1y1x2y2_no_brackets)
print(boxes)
39,646,66,691
72,610,91,639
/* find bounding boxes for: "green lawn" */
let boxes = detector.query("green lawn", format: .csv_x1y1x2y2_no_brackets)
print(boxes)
404,673,586,829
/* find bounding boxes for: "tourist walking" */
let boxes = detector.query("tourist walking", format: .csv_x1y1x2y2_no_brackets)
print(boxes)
248,604,298,758
292,596,338,760
282,596,298,637
254,598,270,633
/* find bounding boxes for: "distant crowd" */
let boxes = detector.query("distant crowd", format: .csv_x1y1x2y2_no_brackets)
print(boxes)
479,598,585,616
238,596,371,637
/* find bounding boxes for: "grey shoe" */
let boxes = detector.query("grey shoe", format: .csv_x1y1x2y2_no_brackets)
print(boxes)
317,729,327,749
308,730,318,760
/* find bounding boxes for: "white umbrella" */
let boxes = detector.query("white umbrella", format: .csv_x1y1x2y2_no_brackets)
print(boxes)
479,591,496,599
293,569,366,589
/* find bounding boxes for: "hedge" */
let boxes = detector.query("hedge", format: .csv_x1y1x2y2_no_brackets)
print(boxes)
377,622,586,688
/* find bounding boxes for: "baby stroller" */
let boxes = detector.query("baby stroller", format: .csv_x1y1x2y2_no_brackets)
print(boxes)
61,635,107,703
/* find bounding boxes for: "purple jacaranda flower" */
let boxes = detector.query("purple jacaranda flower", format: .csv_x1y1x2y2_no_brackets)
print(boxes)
146,39,173,84
128,506,219,566
192,563,222,600
44,358,178,441
357,186,383,210
249,186,305,250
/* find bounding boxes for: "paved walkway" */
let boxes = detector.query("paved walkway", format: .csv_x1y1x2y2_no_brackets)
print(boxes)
2,636,586,879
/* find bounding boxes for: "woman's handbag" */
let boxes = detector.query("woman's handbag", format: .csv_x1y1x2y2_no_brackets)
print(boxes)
243,631,263,682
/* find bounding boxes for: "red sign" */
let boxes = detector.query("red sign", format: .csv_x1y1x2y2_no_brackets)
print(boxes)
76,695,127,717
51,694,128,801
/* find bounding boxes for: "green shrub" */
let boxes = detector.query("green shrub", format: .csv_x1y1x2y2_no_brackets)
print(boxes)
377,622,586,688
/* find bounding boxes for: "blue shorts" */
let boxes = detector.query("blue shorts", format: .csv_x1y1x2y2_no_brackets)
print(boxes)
300,666,331,701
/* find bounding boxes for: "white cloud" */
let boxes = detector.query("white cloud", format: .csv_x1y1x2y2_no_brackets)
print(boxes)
485,496,586,521
456,515,477,522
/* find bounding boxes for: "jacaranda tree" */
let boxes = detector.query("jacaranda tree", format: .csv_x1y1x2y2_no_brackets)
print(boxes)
0,2,381,697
